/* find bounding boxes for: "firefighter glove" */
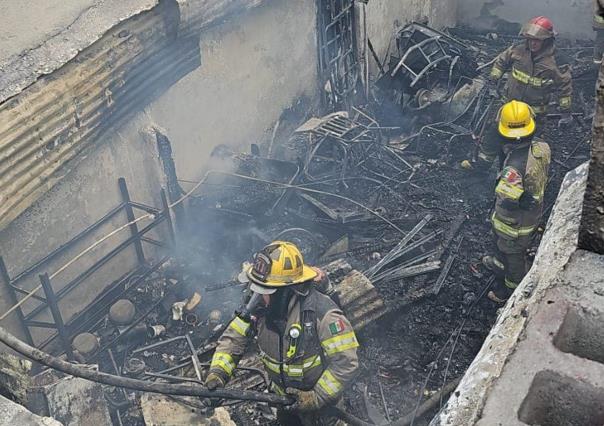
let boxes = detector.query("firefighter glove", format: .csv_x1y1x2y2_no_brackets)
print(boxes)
285,388,324,412
518,191,537,211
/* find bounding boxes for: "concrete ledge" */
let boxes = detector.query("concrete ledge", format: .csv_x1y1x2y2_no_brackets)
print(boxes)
0,0,159,103
0,394,62,426
433,162,590,425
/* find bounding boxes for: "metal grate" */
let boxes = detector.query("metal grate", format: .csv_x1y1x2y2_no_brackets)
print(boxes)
316,0,360,109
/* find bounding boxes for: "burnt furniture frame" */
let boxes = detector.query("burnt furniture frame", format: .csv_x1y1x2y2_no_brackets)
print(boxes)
0,178,173,359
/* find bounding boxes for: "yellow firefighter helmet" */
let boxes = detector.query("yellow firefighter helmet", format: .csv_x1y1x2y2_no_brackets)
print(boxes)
497,100,536,140
246,241,318,294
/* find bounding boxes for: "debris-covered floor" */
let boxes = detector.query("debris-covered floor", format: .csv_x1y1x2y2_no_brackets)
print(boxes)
15,25,597,426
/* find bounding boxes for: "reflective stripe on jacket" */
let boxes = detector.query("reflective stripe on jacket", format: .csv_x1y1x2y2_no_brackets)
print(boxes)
490,42,572,111
492,140,551,239
209,286,359,405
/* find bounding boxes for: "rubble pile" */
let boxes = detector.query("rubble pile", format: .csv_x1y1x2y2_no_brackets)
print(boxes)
8,25,597,426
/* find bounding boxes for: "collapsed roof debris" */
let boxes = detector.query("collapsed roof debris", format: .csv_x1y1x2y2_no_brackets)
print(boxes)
0,9,600,426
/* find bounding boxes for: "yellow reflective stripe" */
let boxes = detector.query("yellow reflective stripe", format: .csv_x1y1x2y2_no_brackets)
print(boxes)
321,331,359,356
303,355,322,370
261,357,281,374
532,104,547,114
229,316,250,337
505,278,519,289
490,66,503,79
559,96,571,109
260,354,322,377
271,383,286,395
317,370,343,397
491,213,536,238
211,352,236,376
511,67,553,87
495,180,524,201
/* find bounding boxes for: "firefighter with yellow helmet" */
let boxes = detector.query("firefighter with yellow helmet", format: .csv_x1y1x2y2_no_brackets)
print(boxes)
206,241,359,425
469,101,551,302
489,16,572,123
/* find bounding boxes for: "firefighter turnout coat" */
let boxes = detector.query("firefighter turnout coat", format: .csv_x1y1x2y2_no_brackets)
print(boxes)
209,287,359,405
491,140,551,243
490,42,572,113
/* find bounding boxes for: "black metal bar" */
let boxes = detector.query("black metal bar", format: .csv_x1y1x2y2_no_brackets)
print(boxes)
72,256,167,336
0,257,35,345
129,201,161,215
185,334,203,381
26,215,166,321
160,189,176,246
132,336,186,354
119,178,146,266
10,285,47,302
155,129,185,229
140,237,167,247
41,258,168,355
23,320,59,329
92,294,166,359
10,204,126,284
38,274,74,360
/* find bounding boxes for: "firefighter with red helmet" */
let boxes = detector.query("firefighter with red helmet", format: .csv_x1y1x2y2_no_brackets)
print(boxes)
489,16,573,124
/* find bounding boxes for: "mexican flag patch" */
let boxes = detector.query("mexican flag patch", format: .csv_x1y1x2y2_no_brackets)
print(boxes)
328,319,346,335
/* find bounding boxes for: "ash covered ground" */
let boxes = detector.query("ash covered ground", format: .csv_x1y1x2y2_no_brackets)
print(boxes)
342,29,597,425
90,26,596,426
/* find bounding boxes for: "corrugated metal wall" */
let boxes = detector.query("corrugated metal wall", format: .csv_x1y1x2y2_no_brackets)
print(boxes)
0,0,267,231
0,1,189,230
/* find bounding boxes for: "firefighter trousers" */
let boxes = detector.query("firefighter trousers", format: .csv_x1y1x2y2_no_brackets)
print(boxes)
276,400,345,426
495,234,532,289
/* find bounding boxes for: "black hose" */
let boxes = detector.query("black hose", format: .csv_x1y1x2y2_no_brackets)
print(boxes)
0,325,291,406
0,326,372,425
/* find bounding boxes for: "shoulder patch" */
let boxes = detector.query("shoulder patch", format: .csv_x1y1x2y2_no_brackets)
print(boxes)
502,166,522,185
328,319,346,335
531,143,543,159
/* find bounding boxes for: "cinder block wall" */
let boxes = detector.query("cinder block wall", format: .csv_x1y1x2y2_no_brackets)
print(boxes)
457,0,593,39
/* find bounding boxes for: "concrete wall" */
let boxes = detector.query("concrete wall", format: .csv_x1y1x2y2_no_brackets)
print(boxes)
0,0,456,346
458,0,593,39
0,0,319,346
149,0,319,181
0,0,99,62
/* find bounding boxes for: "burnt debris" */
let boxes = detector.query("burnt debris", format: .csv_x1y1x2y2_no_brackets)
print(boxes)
0,23,597,426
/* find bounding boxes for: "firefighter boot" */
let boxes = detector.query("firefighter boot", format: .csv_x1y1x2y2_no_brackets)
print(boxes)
487,279,514,303
482,255,505,277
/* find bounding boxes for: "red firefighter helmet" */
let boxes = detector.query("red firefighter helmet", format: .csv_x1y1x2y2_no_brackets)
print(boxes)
520,16,555,40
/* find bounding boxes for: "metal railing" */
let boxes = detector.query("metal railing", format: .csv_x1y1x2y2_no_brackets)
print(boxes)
0,177,173,359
